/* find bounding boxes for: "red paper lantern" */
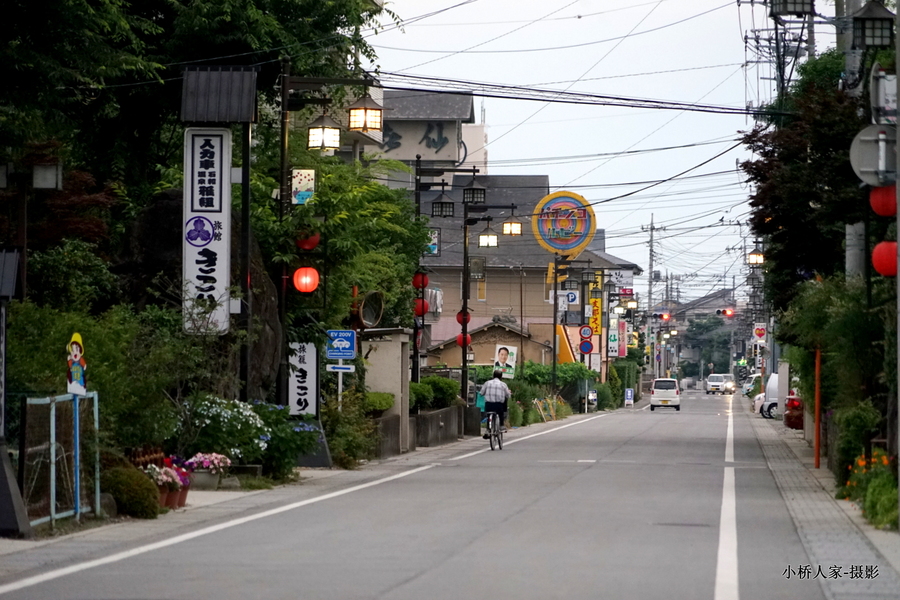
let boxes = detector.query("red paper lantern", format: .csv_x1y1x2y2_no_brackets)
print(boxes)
414,298,429,317
292,267,320,292
412,272,429,289
456,310,471,325
870,185,897,217
872,241,897,277
296,232,321,251
456,333,471,347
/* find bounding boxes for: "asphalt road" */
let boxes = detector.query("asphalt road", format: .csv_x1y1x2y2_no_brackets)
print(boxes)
1,391,826,600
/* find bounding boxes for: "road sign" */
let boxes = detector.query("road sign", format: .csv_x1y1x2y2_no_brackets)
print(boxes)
579,325,593,338
579,340,593,354
850,124,897,186
624,388,634,407
326,330,356,360
326,364,356,373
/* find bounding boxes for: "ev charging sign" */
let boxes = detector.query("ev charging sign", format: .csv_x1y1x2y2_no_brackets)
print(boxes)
326,330,357,360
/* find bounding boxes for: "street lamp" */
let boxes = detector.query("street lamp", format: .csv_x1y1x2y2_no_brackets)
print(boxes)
347,94,384,132
747,241,765,266
769,0,814,17
852,1,895,49
306,113,342,151
477,220,499,248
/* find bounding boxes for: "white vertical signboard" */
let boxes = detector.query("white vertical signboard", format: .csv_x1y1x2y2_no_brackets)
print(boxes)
183,128,232,334
289,343,318,417
607,317,620,358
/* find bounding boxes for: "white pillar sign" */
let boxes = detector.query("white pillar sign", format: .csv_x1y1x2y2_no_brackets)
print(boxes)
183,128,232,334
289,343,318,417
608,317,620,358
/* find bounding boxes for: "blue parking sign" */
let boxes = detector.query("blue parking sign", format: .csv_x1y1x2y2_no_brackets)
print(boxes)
326,330,356,360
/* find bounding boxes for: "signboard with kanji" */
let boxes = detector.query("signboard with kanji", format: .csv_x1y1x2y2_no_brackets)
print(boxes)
288,343,317,417
183,128,232,334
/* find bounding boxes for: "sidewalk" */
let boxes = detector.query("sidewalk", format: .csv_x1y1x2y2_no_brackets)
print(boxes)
747,402,900,599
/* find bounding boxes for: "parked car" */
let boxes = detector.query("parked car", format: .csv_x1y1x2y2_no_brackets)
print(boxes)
706,374,726,394
756,374,779,418
784,394,803,429
650,378,681,411
742,373,762,397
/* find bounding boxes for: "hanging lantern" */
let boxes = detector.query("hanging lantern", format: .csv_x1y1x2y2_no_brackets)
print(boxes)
872,241,897,276
456,310,471,325
456,333,472,347
414,298,429,317
870,185,897,217
412,272,429,289
296,232,321,251
292,267,320,293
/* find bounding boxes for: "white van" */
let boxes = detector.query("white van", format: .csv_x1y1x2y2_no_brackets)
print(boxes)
650,378,681,411
706,374,726,394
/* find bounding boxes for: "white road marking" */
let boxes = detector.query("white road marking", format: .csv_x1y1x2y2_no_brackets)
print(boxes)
714,395,739,600
449,413,612,460
715,467,739,600
0,464,436,596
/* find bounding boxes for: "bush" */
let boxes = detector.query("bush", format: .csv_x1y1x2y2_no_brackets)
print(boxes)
178,395,268,464
595,383,615,410
251,403,320,480
508,400,523,427
865,471,899,530
608,365,623,405
320,389,376,469
833,401,881,484
421,376,459,409
409,382,433,410
100,466,159,519
364,392,395,413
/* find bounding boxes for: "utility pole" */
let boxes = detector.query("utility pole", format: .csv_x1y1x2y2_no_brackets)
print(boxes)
645,215,656,378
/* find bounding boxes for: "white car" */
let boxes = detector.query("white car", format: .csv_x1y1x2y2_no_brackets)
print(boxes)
742,373,762,397
706,374,727,394
650,378,681,411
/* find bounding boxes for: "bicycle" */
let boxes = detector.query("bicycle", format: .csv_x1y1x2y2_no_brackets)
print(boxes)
484,411,503,450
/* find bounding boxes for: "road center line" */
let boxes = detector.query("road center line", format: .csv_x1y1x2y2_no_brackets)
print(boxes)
714,467,739,600
0,464,436,596
448,412,611,460
714,395,739,600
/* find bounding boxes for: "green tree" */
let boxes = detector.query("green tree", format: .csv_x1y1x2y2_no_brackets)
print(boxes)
740,49,870,311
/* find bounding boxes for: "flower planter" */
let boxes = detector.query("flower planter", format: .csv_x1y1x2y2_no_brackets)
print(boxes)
157,485,169,508
177,485,189,508
191,470,219,491
166,488,181,509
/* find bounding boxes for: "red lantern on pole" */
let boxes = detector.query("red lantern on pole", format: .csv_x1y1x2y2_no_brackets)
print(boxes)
296,232,321,251
872,241,897,276
456,333,471,347
412,272,429,289
870,185,897,217
456,310,471,325
292,267,320,292
414,298,429,317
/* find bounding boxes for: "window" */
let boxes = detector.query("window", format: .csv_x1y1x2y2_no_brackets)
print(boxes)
653,380,677,390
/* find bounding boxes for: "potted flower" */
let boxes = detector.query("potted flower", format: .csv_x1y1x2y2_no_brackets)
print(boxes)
142,464,182,507
187,452,231,490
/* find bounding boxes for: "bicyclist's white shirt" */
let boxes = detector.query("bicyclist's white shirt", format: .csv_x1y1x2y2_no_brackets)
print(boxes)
481,378,510,404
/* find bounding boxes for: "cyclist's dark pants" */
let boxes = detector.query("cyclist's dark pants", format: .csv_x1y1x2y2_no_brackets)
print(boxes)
484,401,507,428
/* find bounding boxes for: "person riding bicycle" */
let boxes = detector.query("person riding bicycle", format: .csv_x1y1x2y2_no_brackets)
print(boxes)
481,370,511,437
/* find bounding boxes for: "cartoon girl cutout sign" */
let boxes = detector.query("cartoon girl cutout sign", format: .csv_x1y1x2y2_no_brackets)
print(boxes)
67,333,87,396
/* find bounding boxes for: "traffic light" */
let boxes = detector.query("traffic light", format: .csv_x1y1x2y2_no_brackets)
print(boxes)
651,313,671,321
716,308,734,317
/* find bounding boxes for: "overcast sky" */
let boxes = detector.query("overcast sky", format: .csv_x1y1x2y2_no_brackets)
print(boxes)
365,0,839,306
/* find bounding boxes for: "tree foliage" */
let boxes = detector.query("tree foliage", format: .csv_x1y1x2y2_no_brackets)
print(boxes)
740,49,869,311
